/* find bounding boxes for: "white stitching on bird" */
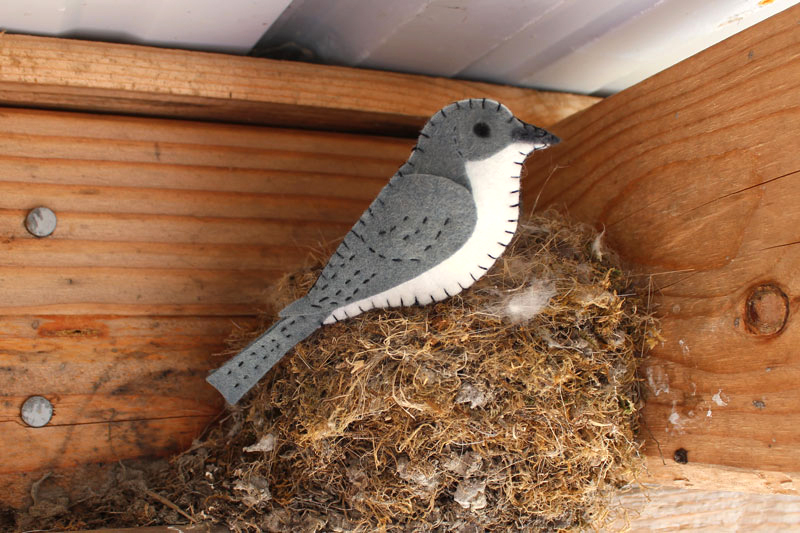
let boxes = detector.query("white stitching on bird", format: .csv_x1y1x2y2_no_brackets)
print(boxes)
324,142,531,324
205,98,561,405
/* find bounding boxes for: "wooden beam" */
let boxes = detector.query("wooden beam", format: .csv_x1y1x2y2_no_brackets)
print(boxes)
0,107,414,507
0,107,411,317
3,6,794,514
0,315,240,506
523,5,800,492
611,487,800,531
0,34,599,137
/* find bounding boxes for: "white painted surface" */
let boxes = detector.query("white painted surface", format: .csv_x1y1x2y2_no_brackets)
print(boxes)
458,0,664,87
517,0,800,94
359,0,560,78
0,0,293,54
260,0,432,65
262,0,799,95
0,0,797,92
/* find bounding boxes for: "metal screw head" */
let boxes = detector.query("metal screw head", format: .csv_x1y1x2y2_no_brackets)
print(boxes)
25,207,57,238
21,396,54,427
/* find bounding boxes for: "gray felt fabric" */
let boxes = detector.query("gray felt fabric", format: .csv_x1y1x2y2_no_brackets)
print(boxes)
206,97,560,405
206,314,323,405
398,98,559,191
280,173,476,317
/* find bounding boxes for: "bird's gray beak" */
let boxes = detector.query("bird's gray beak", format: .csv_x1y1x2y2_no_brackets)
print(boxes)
511,121,561,148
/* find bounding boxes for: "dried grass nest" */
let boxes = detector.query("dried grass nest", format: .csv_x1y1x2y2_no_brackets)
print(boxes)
21,210,659,532
179,210,658,532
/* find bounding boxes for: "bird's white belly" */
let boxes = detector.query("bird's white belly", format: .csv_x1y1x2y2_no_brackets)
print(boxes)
324,143,531,324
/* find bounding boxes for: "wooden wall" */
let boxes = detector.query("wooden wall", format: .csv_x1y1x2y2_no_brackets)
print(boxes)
0,34,596,508
1,4,799,516
524,3,800,493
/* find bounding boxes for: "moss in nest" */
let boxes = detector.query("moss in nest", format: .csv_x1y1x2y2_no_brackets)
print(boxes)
15,210,657,532
173,210,656,532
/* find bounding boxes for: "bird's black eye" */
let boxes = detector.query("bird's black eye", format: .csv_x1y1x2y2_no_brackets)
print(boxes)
473,122,491,138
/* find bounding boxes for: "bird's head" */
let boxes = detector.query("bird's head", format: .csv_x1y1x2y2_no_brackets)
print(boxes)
399,98,560,189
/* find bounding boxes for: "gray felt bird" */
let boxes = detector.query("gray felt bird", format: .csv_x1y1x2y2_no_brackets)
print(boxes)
207,98,560,404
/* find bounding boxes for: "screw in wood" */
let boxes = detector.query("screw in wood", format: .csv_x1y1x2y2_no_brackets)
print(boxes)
20,396,54,427
744,283,789,335
25,206,58,238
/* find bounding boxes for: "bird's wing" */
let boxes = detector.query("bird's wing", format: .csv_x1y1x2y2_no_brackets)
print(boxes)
280,173,476,317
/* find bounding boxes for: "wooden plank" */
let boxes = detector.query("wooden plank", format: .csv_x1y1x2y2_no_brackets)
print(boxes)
0,107,411,316
0,266,280,315
0,106,410,507
0,315,248,507
0,33,599,137
611,487,800,532
522,5,800,492
0,210,351,246
0,182,371,222
2,416,211,473
0,106,412,154
0,240,310,271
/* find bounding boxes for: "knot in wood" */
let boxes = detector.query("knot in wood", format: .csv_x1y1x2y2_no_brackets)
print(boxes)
673,448,688,464
744,284,789,336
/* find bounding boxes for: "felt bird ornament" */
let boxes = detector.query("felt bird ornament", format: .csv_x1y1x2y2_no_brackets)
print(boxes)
207,98,560,404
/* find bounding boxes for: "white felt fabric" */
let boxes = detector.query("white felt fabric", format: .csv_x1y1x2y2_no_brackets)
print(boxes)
324,142,534,323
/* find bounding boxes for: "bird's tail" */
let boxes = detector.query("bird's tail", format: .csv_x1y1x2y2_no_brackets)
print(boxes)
206,314,322,405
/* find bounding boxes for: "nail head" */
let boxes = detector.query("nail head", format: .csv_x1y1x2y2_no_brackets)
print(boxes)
25,207,58,238
21,396,54,427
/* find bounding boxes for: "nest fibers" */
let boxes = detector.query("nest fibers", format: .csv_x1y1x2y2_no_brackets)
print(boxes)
18,210,657,532
183,210,658,532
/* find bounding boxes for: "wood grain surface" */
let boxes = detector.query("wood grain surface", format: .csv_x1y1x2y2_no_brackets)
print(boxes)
612,487,800,532
523,4,800,492
0,33,598,137
3,6,796,517
0,108,412,508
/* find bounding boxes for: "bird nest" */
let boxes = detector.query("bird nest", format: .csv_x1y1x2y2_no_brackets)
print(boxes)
17,209,658,532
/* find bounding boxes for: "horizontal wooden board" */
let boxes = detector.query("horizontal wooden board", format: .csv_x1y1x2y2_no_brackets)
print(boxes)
0,157,386,199
0,30,603,512
0,210,350,245
0,315,253,506
0,106,412,508
0,134,403,176
0,106,414,153
0,266,280,314
0,34,599,136
2,417,209,475
0,108,413,316
0,239,309,270
523,5,800,492
612,486,800,532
